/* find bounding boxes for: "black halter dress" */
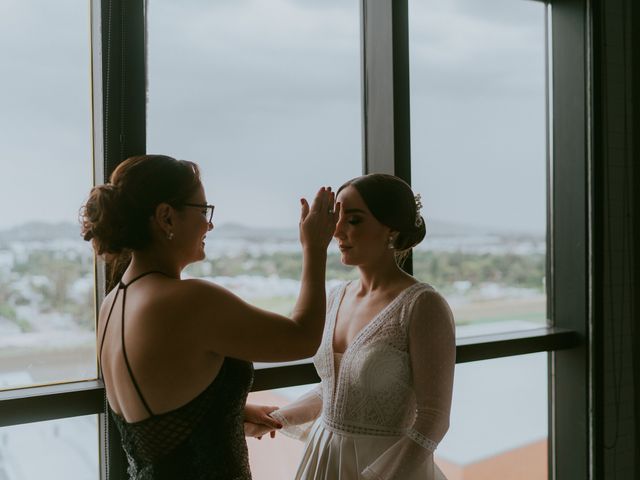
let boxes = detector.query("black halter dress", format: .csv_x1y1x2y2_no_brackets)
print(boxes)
100,271,254,480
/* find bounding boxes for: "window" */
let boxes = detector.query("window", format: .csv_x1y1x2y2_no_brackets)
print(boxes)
438,354,547,479
147,0,361,312
0,1,592,479
246,386,317,479
0,1,95,390
409,0,548,336
0,415,99,479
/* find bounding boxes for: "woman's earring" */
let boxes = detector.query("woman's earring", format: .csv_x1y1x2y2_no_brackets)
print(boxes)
388,236,395,250
167,232,174,240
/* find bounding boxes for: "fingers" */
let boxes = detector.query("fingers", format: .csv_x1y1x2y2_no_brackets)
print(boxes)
299,186,338,250
327,189,335,215
306,187,339,213
244,421,270,437
332,201,341,222
262,416,282,428
261,412,283,430
300,198,310,223
247,404,283,429
244,422,257,437
309,186,332,215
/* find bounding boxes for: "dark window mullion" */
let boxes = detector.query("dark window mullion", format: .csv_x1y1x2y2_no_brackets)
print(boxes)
100,0,147,478
361,0,413,274
0,380,104,428
361,0,410,181
549,0,592,478
0,328,579,429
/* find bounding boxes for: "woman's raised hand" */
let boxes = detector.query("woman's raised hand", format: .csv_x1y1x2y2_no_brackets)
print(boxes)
299,187,340,252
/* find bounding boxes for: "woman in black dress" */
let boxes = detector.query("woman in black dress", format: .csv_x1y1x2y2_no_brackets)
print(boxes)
81,154,338,479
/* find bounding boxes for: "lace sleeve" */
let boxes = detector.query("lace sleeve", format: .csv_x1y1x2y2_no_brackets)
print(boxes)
362,289,455,479
268,284,340,441
269,384,323,441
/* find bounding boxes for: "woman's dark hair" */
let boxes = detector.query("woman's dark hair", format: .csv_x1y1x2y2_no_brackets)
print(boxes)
80,155,201,284
338,173,426,264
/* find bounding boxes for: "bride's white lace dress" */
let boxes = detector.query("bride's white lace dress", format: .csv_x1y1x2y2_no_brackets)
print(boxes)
271,282,455,480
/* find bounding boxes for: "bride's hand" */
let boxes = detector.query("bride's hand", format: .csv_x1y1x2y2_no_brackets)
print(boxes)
299,187,340,252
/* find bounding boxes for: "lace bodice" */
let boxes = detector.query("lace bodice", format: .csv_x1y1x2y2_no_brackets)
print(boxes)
272,281,456,479
315,282,430,437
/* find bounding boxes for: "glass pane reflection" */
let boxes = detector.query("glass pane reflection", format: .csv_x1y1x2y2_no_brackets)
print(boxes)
248,354,547,480
147,0,362,310
437,353,547,479
0,415,99,480
246,386,314,479
409,0,548,336
0,1,96,390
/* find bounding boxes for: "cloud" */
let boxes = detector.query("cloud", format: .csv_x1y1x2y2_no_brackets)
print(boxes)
0,0,92,229
408,0,547,233
410,0,546,99
146,0,363,228
1,0,548,233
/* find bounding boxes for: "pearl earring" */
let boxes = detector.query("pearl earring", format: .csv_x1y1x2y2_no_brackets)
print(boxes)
388,236,395,250
167,232,174,240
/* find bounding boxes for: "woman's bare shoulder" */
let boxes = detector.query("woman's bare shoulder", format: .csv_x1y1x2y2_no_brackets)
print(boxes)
142,278,249,327
172,277,243,305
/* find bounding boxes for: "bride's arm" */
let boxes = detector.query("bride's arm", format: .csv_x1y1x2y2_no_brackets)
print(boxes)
268,384,323,441
265,282,344,441
362,290,456,479
266,282,343,441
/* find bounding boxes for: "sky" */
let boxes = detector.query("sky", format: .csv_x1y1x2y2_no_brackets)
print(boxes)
0,0,547,234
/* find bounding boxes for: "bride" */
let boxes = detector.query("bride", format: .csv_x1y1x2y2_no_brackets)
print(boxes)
255,173,456,479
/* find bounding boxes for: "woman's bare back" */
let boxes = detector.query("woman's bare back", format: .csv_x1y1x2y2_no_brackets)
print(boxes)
98,273,224,423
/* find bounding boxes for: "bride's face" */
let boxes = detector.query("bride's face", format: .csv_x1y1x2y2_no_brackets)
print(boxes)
333,186,392,266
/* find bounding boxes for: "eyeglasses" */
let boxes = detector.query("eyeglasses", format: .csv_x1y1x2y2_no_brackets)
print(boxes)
182,203,215,223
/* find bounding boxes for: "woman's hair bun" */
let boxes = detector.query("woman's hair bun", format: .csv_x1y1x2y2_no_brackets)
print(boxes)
80,155,202,257
80,183,127,255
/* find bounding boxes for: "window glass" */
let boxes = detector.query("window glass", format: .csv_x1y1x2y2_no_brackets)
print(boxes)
0,1,96,390
246,385,316,479
147,0,361,307
438,353,547,479
0,415,99,479
409,0,548,336
248,354,547,479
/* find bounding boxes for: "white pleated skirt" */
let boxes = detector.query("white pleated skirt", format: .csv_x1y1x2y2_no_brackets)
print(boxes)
294,419,446,480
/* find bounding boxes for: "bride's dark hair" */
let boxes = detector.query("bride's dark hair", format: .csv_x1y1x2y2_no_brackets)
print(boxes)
337,173,426,264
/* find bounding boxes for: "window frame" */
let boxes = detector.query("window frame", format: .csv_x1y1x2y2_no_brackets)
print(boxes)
548,1,593,478
0,0,592,479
